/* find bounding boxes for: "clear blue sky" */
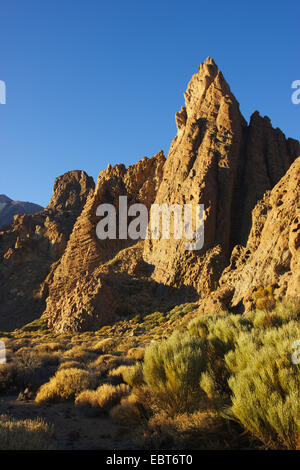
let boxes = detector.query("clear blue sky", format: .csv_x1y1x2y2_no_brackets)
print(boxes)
0,0,299,207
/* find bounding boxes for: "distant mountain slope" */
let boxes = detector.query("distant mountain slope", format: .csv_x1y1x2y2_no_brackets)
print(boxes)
0,195,43,228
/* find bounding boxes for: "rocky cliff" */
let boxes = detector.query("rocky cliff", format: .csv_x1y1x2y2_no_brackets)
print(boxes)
0,58,299,332
42,58,299,332
144,58,299,298
43,152,166,331
0,171,94,330
215,156,300,312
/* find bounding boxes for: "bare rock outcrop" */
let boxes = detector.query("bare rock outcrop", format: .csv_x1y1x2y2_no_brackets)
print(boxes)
231,111,300,246
0,170,94,330
43,152,166,331
143,58,299,298
1,58,299,332
43,58,299,331
216,156,300,312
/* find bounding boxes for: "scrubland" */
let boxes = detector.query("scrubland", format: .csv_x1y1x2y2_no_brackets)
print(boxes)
0,297,299,450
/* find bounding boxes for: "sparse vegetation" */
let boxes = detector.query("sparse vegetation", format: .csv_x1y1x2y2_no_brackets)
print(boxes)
119,299,300,449
0,414,53,450
0,299,298,450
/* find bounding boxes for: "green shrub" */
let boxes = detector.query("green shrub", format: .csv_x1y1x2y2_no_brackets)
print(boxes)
226,321,300,449
141,332,207,414
122,362,144,387
130,299,300,449
187,314,252,404
253,285,275,312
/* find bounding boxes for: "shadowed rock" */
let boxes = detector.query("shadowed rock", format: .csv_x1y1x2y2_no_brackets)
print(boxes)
0,170,94,330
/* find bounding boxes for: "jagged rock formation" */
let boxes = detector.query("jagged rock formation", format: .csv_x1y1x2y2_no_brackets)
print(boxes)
42,59,299,332
0,58,299,332
143,58,299,297
0,171,94,330
231,111,300,246
0,195,43,229
215,156,300,312
43,152,166,331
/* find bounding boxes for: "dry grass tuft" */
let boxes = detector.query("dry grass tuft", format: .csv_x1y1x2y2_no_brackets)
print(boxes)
63,346,96,363
75,383,130,414
127,347,145,361
110,393,146,424
137,410,233,450
58,360,86,371
90,338,116,354
0,414,53,450
35,368,98,404
92,354,134,375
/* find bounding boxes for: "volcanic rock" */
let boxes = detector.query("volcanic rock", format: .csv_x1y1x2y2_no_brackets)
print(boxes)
43,153,166,331
143,58,299,298
0,170,94,329
217,156,300,312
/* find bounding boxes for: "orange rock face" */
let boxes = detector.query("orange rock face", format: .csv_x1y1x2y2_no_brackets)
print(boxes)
43,153,166,331
143,58,299,298
217,156,300,312
0,58,299,331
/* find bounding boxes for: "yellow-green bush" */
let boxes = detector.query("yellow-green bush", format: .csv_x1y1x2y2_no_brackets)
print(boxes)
63,346,96,363
138,332,207,413
90,338,116,354
58,360,87,371
127,347,145,361
253,285,275,312
128,300,300,449
92,354,134,376
226,321,300,449
122,362,144,387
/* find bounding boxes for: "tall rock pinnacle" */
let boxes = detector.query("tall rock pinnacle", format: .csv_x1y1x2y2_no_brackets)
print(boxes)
144,57,247,294
0,58,298,332
144,58,299,297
